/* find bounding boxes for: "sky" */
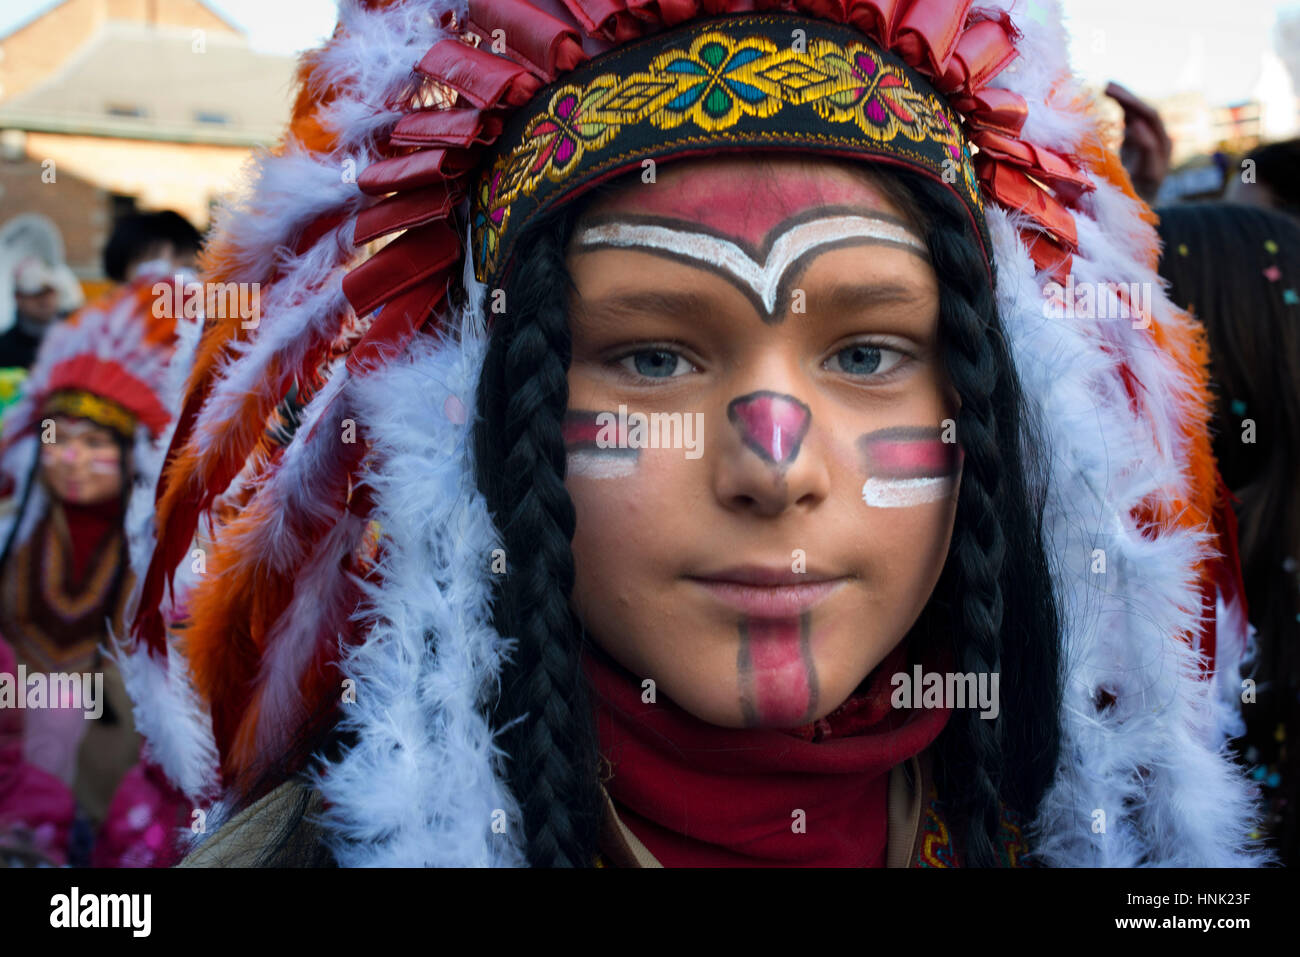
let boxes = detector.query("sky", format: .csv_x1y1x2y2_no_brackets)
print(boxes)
3,0,1299,106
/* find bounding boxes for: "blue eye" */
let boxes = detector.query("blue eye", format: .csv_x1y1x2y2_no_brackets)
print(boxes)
836,344,881,375
620,349,691,378
829,343,906,378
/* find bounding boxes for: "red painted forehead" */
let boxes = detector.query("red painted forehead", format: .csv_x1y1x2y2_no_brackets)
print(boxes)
583,157,908,247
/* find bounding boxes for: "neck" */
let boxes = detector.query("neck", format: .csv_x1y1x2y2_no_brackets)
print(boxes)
584,641,950,866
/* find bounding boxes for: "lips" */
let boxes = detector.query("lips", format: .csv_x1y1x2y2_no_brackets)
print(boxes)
688,566,846,617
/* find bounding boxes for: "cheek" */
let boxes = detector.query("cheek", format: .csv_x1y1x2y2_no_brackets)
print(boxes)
566,448,690,661
85,450,122,475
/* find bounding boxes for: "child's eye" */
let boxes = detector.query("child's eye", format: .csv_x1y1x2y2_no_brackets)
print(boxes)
827,343,907,378
617,348,694,379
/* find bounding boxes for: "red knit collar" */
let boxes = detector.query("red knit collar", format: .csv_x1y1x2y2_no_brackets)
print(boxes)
585,641,950,867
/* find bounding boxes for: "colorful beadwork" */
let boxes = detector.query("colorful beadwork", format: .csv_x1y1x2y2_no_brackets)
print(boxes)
914,783,1031,868
472,15,985,286
42,389,136,438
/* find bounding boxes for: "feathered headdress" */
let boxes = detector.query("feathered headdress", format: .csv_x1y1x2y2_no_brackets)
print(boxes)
128,0,1262,866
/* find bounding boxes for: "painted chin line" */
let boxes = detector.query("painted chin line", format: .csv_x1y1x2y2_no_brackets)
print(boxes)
738,612,819,727
858,426,962,508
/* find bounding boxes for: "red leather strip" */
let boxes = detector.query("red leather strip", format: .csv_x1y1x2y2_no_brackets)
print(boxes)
978,160,1078,250
353,183,461,245
416,39,542,109
846,0,904,45
293,210,346,256
792,0,848,25
894,0,973,76
347,278,450,374
356,148,477,196
342,219,461,319
938,17,1018,94
950,88,1027,137
391,108,502,148
1022,229,1072,284
467,0,587,79
972,130,1093,201
560,0,627,36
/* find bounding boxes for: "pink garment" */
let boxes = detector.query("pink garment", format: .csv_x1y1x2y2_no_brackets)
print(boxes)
93,756,188,868
0,634,75,865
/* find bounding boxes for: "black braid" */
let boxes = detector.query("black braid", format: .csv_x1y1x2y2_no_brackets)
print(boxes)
475,211,602,867
898,172,1063,866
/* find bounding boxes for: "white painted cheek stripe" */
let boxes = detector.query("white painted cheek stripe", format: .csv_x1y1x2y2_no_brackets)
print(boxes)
576,216,926,314
567,451,637,479
862,476,954,508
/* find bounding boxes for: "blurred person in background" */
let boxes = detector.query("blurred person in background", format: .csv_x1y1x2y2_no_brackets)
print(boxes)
1225,139,1300,221
1107,82,1173,207
0,264,194,864
102,211,202,284
1158,202,1300,865
0,257,83,372
0,632,75,866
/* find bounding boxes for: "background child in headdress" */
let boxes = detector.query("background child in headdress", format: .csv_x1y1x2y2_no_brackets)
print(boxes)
0,264,193,857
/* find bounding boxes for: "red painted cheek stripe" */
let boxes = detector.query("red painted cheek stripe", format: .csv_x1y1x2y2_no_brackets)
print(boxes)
739,612,818,727
857,426,962,478
562,410,635,453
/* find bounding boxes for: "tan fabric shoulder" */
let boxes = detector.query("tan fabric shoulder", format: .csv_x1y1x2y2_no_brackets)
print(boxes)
597,786,662,868
178,781,322,868
886,752,925,868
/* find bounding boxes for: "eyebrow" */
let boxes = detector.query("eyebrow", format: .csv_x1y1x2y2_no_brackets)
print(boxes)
813,280,931,314
571,288,724,327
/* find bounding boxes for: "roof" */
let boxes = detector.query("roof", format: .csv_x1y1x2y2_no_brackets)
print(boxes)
0,20,295,144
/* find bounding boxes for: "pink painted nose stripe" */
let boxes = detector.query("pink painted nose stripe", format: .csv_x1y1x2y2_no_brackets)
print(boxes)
727,391,811,466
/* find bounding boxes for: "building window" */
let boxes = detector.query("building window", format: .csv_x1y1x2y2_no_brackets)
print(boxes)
194,111,230,125
105,104,145,118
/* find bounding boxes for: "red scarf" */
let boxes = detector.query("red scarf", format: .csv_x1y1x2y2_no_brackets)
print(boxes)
586,642,951,867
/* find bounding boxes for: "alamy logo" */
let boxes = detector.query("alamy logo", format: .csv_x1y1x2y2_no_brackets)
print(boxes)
593,404,704,459
1041,274,1153,329
890,665,1000,719
49,887,151,937
0,666,103,718
152,274,261,328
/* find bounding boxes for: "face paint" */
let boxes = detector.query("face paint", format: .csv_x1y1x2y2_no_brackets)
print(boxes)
727,391,811,468
86,451,121,475
738,611,818,727
563,410,639,479
858,426,962,508
575,210,926,322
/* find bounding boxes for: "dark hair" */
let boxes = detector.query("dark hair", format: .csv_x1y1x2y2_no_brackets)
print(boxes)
474,165,1063,867
102,210,203,282
1156,202,1300,858
1238,139,1300,217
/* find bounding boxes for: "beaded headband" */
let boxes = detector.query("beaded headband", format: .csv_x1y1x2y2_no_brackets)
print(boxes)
471,14,989,288
42,389,136,439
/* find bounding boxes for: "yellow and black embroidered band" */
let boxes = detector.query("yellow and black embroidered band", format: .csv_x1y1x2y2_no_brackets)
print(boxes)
471,13,988,288
42,389,136,438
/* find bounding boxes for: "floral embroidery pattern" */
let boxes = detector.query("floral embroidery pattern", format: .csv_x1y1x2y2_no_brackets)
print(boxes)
473,20,981,284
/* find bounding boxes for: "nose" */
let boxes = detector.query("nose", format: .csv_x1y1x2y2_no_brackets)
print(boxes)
715,390,830,517
727,391,811,467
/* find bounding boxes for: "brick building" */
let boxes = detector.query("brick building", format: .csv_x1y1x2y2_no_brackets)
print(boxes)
0,0,300,281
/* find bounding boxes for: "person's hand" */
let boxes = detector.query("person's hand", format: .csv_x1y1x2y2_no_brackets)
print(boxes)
1106,82,1172,205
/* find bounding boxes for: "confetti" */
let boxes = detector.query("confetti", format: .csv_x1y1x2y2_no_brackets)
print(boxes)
1265,240,1279,254
1264,265,1282,282
1284,289,1299,305
1230,399,1248,416
1177,243,1189,256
